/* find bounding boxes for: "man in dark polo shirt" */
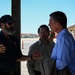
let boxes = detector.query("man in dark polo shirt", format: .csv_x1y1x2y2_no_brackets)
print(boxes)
0,15,41,75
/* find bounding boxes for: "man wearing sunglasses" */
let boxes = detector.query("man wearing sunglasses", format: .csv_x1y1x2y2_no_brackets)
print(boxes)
0,15,42,75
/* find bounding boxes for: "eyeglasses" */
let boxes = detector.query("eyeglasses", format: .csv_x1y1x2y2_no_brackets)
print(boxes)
7,22,14,25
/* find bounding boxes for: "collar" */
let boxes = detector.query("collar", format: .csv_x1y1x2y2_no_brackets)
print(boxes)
38,39,50,45
56,28,68,39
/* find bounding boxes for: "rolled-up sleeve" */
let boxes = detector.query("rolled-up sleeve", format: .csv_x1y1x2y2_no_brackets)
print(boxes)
51,36,71,70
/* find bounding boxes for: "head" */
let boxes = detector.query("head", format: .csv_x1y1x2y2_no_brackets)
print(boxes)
0,15,15,35
48,11,67,33
38,24,50,41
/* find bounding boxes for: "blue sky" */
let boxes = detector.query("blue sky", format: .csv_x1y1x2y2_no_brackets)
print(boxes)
0,0,75,34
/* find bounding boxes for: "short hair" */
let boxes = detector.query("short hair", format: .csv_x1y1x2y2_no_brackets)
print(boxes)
49,11,67,28
38,24,49,33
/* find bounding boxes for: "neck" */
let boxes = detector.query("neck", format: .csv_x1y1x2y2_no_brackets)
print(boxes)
40,39,49,45
2,30,10,39
56,27,64,34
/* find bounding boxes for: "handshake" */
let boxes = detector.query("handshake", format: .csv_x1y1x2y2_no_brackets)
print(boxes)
17,51,43,61
0,43,42,61
31,51,43,60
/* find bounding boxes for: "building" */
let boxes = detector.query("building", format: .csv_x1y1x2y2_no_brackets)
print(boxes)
68,24,75,39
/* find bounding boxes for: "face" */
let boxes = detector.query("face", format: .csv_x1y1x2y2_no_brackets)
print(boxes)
3,22,15,35
39,28,49,40
48,17,58,32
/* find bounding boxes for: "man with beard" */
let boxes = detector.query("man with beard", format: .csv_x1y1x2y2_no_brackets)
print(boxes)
0,15,42,75
27,25,54,75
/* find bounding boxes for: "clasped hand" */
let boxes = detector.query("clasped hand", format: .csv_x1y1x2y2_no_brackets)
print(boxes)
0,44,6,53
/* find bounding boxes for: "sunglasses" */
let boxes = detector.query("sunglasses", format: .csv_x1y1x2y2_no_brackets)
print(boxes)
7,22,14,25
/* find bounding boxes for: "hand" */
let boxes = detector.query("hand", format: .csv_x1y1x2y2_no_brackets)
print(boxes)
17,56,31,61
0,44,6,53
32,51,42,60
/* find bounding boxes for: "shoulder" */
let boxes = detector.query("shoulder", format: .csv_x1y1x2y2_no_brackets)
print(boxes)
28,41,39,55
30,41,39,48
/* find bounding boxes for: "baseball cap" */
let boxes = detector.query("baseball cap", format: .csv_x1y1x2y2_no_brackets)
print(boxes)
0,15,15,23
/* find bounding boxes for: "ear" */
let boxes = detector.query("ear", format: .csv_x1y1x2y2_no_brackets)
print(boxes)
55,23,61,31
56,22,61,28
56,22,59,26
0,23,5,28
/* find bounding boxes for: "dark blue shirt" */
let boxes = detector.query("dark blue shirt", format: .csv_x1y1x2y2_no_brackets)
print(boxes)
0,31,22,71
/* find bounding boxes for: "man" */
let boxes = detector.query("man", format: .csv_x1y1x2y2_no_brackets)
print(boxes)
27,25,54,75
0,15,41,75
48,11,75,75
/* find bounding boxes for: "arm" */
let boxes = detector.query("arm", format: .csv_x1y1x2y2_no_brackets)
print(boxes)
51,36,71,70
27,60,36,75
17,55,31,61
17,51,42,61
27,46,36,75
15,37,42,61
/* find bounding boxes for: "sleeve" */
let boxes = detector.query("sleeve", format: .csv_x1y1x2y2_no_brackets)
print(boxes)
27,45,36,75
51,36,71,70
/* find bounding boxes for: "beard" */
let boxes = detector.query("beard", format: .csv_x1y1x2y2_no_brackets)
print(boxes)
4,25,15,35
40,36,48,41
